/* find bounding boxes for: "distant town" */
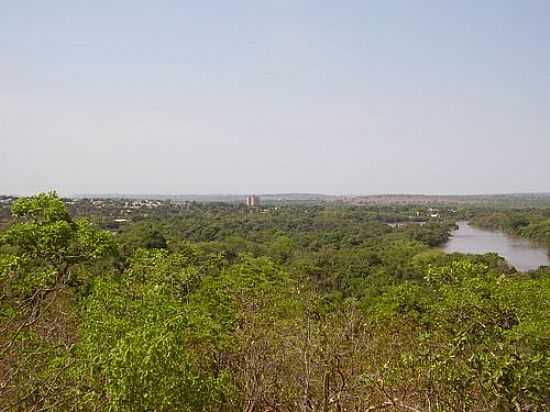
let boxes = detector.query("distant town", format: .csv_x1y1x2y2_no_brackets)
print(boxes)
3,192,550,207
2,192,550,207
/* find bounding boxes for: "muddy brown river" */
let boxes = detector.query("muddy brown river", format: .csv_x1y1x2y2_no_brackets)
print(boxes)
443,221,550,272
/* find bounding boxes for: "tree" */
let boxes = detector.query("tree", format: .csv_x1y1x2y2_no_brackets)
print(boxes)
0,192,116,410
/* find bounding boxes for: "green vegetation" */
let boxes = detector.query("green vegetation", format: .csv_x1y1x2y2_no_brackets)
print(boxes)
471,209,550,253
1,193,549,411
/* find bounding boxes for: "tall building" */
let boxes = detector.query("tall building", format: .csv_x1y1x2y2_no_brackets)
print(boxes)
245,195,260,208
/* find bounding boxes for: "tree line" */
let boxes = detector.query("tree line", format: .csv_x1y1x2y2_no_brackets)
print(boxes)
1,193,548,411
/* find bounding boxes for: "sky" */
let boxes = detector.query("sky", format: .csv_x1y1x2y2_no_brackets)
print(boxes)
1,1,549,196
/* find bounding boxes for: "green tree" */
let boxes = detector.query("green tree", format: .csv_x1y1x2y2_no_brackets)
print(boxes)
0,192,116,410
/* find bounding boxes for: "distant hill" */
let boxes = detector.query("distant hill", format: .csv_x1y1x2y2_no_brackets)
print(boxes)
70,193,341,203
12,192,550,208
349,193,550,207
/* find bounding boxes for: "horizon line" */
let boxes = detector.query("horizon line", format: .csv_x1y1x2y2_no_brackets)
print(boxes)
3,191,550,199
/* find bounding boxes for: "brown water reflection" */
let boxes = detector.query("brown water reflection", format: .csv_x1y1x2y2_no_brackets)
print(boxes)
443,221,550,272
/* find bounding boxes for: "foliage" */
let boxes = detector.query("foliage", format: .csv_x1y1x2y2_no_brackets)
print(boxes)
1,193,549,411
472,210,550,253
0,192,116,410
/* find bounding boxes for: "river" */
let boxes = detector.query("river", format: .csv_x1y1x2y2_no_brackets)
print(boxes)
443,221,550,272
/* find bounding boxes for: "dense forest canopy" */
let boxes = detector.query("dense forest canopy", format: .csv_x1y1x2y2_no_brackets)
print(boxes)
1,193,549,411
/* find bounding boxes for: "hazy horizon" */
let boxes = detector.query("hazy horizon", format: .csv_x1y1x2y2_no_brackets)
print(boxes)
4,190,550,198
63,190,550,197
2,1,549,195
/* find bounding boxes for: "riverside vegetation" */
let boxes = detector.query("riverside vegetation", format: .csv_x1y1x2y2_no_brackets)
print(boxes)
1,193,549,411
470,209,550,251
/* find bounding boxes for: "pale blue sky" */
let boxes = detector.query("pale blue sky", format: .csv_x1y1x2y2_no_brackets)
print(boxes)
2,1,549,195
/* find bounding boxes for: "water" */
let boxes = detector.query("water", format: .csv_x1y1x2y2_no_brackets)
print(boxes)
443,221,550,272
